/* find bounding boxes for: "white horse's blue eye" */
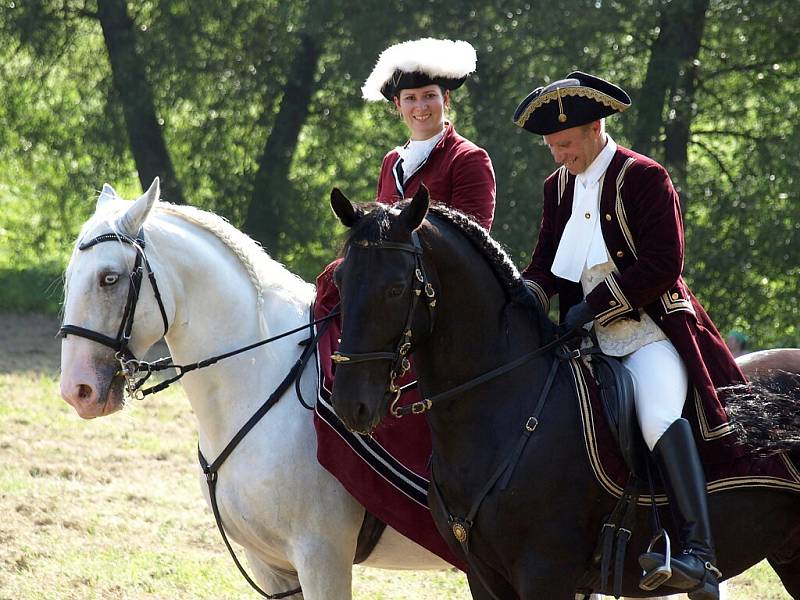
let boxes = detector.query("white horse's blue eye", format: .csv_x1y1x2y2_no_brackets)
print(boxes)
100,273,119,287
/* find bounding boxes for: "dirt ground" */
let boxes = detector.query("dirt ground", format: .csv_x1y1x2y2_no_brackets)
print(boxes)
0,313,63,375
0,312,170,376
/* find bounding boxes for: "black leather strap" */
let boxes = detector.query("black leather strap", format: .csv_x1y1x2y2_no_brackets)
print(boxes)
195,333,322,599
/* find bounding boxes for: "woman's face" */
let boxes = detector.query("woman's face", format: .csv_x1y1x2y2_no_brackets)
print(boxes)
393,85,448,140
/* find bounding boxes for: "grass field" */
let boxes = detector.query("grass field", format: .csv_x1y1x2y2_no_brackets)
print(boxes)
0,314,791,599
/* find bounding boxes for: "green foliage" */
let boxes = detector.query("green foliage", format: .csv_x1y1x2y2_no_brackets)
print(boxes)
0,0,797,347
0,267,64,313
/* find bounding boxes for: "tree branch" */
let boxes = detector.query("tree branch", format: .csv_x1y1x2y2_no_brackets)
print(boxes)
691,138,736,186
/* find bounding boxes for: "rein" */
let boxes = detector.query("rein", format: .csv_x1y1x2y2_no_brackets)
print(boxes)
330,225,588,598
197,309,332,600
59,228,339,400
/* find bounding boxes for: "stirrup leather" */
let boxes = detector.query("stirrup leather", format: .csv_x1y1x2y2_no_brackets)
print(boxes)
639,528,672,591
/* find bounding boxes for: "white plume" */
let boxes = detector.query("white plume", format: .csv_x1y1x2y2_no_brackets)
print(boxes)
362,38,477,101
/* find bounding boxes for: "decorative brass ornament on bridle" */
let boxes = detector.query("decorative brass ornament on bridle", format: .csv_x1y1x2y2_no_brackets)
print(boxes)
331,231,437,418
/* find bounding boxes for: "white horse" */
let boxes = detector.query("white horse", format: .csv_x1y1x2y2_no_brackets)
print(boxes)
59,179,449,600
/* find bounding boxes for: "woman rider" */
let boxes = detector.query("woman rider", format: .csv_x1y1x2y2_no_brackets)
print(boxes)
312,37,497,567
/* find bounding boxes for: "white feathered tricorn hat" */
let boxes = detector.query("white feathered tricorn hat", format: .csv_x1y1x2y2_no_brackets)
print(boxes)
362,38,477,102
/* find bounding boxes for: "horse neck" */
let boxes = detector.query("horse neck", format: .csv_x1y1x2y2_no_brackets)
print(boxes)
148,214,313,454
415,225,541,383
414,226,547,476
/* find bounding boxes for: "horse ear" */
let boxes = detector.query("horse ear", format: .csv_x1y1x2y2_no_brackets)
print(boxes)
96,183,118,211
400,184,429,231
116,177,160,237
330,188,359,228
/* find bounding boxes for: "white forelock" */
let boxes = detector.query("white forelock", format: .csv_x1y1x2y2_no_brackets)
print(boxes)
361,38,477,101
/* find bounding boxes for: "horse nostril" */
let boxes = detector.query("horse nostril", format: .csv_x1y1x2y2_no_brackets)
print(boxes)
77,384,93,400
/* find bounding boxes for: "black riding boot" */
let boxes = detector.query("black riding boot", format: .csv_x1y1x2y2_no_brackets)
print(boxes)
639,418,721,600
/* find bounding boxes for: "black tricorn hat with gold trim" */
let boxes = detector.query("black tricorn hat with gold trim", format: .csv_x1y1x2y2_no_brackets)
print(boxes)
513,71,631,135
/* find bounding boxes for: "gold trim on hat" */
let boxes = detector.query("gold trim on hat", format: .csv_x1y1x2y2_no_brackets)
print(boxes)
514,86,630,128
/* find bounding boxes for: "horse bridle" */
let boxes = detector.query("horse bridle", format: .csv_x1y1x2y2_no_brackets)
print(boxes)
59,229,170,397
331,231,437,417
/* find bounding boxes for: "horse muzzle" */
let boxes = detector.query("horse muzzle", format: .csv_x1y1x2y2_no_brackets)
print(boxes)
60,360,125,419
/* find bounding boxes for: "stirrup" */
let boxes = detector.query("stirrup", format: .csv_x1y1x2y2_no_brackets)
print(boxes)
639,528,672,591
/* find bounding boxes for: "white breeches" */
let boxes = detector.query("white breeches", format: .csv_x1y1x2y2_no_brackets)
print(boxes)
622,340,689,451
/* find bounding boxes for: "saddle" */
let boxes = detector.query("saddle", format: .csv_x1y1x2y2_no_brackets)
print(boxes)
589,352,648,478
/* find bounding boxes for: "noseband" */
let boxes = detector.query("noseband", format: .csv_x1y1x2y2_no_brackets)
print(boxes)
59,229,170,396
331,231,436,417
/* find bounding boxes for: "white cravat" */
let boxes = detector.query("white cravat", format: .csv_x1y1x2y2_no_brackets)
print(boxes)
551,135,618,282
395,127,445,184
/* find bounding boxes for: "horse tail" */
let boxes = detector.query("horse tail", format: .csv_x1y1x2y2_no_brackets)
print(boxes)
723,370,800,458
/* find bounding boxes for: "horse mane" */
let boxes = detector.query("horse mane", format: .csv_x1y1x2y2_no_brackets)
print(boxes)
425,203,535,309
344,201,556,338
152,202,314,314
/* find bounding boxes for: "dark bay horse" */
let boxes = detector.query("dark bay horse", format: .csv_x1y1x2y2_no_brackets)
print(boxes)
327,186,800,599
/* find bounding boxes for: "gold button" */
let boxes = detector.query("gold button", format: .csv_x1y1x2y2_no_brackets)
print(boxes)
584,212,591,219
672,292,679,300
660,316,665,321
605,214,612,221
616,250,624,258
609,300,617,306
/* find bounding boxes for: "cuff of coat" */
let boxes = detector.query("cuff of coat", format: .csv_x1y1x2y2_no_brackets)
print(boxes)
524,279,550,314
587,272,636,326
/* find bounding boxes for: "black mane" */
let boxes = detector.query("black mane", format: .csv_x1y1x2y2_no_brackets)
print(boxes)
424,203,536,309
342,201,550,329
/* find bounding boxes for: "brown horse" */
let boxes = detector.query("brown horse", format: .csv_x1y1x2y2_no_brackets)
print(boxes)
327,186,800,599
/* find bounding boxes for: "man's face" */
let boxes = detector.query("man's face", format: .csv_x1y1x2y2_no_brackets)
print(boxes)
543,123,602,175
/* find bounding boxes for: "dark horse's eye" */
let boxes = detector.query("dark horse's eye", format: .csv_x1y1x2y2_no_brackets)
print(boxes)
99,272,120,287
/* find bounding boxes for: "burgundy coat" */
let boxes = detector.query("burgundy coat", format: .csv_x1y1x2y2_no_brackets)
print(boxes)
521,145,745,460
376,123,496,230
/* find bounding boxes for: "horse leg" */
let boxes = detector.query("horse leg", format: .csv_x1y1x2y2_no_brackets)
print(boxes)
286,534,359,600
769,556,800,599
243,550,305,598
466,569,519,600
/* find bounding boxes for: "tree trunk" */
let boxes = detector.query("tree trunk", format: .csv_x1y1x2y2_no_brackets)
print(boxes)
96,0,185,203
243,31,321,251
664,62,700,207
631,0,709,160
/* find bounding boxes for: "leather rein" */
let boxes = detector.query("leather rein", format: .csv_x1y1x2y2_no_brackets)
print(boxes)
58,228,339,599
